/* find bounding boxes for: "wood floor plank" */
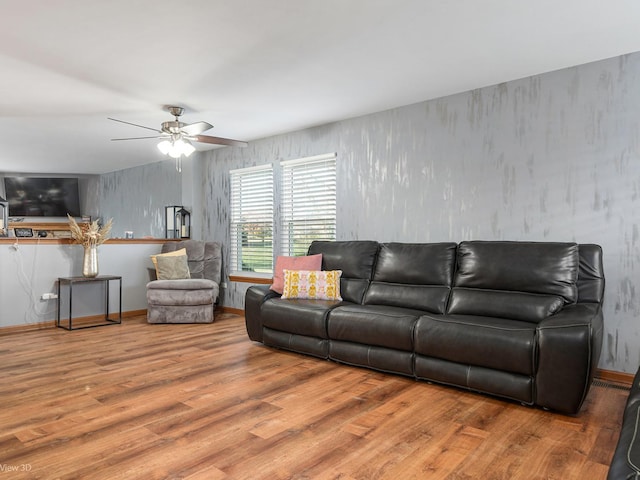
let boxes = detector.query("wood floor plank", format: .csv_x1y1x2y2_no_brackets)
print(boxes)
0,314,629,479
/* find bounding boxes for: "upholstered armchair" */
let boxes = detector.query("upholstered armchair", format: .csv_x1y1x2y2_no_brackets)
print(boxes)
146,240,222,323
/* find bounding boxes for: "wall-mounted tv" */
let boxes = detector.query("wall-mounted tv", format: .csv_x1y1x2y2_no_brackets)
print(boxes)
4,177,81,217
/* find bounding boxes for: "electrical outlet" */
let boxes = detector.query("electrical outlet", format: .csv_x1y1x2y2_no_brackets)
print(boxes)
40,293,58,300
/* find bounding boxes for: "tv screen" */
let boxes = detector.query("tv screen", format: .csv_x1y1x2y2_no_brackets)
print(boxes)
4,177,81,217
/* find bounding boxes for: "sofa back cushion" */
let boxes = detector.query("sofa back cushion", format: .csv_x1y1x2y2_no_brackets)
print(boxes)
448,241,579,322
308,240,379,304
363,242,457,313
447,288,565,323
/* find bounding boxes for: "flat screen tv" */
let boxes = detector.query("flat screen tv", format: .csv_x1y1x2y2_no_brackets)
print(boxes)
4,177,81,217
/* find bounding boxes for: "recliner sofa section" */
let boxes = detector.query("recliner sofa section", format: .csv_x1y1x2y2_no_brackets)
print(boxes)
607,367,640,479
244,240,604,414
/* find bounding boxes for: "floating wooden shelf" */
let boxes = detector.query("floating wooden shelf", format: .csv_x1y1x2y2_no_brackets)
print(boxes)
8,221,88,239
3,222,178,243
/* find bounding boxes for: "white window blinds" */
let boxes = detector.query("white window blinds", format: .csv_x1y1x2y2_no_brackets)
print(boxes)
229,165,274,273
280,153,337,256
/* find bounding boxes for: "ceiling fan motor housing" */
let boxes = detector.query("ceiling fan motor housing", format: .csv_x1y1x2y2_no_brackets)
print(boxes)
162,121,186,134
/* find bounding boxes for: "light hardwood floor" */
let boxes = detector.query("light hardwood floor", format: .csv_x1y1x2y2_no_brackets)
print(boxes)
0,314,628,479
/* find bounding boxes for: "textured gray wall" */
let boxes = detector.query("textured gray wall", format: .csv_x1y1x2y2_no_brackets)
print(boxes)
78,175,100,219
197,52,640,373
99,160,182,238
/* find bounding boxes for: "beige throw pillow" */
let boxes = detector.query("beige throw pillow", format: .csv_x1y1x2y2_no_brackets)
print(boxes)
151,248,187,276
156,255,191,280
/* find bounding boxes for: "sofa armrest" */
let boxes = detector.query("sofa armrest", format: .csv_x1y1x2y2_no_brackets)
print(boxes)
245,285,280,342
535,303,604,414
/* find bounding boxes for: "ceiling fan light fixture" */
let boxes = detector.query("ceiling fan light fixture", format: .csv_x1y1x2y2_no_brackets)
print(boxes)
158,137,195,159
157,140,172,155
168,146,182,159
181,139,196,157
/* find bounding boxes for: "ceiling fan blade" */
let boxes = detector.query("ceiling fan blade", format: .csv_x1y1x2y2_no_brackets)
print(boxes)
108,117,162,133
194,134,248,148
181,121,213,136
111,136,164,141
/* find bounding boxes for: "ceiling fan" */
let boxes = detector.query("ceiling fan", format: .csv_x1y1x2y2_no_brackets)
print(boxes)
109,106,247,171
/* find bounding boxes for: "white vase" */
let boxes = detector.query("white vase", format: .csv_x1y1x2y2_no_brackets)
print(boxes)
82,245,99,278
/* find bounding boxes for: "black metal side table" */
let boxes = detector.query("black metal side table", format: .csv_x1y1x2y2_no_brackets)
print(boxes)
56,275,122,330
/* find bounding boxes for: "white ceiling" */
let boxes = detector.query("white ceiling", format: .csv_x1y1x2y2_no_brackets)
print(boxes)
1,0,640,175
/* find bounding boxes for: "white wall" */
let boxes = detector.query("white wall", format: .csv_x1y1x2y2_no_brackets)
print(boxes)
0,242,161,327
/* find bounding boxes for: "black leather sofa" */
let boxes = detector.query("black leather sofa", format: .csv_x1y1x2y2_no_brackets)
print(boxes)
245,240,605,414
608,369,640,479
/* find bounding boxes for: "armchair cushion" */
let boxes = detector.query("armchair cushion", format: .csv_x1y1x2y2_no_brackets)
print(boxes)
147,279,218,306
147,278,216,290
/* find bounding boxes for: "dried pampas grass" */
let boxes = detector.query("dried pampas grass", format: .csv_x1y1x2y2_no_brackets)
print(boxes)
67,214,113,247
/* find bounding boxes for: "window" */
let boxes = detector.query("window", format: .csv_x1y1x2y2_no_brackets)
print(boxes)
281,153,337,256
229,165,273,274
229,153,337,276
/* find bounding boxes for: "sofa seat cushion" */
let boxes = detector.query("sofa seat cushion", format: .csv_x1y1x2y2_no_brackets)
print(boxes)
328,305,423,351
414,314,537,376
261,298,343,339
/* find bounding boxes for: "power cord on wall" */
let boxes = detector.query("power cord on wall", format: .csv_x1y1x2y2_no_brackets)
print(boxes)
10,239,57,324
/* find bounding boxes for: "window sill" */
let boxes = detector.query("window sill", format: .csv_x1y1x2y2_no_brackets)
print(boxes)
229,274,273,284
